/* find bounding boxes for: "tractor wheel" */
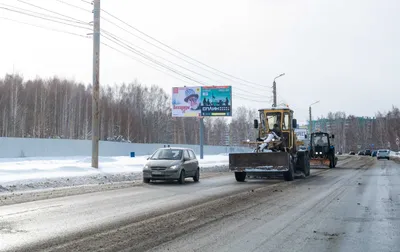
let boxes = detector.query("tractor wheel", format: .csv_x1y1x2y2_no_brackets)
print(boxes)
304,155,311,176
297,153,310,177
235,172,246,182
329,155,335,168
283,159,295,181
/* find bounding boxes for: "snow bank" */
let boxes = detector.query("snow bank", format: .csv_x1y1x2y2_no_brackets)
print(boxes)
0,155,229,185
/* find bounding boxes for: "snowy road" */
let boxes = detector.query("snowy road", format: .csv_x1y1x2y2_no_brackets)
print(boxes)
2,156,399,252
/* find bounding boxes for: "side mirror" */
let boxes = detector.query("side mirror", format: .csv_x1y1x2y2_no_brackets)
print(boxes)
147,157,150,160
331,134,335,139
292,119,297,129
254,119,259,129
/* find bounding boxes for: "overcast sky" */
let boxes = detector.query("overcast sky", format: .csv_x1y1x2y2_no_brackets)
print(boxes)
0,0,399,122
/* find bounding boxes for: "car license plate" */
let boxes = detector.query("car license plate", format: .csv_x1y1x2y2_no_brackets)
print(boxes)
152,171,163,175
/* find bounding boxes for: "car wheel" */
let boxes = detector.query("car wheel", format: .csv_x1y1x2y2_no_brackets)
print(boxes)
193,168,200,182
178,170,186,184
143,178,150,183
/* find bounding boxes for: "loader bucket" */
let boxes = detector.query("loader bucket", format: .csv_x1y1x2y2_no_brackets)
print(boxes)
310,158,330,168
229,152,291,172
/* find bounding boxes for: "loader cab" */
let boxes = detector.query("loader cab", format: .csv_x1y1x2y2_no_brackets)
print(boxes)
255,107,297,151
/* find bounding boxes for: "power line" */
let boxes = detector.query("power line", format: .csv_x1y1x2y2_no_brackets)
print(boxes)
55,0,92,13
0,3,89,26
101,41,203,86
16,0,89,24
101,30,266,98
80,0,92,4
99,8,270,90
101,29,265,98
0,16,90,38
11,0,265,101
0,7,91,31
234,94,270,103
102,33,211,87
102,36,264,102
101,29,222,85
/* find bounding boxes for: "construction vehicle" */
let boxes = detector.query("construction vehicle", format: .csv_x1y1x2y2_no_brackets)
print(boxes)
229,107,310,182
309,131,337,168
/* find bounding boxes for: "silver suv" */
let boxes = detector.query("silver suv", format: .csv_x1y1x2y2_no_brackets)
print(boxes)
377,149,390,160
143,147,200,184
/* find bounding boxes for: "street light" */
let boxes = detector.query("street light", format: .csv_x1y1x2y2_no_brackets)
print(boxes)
309,100,320,136
272,73,285,107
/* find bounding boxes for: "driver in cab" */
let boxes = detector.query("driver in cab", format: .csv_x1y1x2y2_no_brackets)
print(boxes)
272,123,282,137
316,136,325,146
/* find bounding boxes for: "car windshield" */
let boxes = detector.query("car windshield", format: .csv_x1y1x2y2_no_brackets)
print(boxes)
150,149,183,160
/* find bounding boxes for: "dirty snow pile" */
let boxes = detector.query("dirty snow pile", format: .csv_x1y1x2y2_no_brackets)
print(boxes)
0,155,229,192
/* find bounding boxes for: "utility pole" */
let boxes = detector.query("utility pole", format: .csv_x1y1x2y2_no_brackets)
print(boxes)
272,81,276,107
199,117,204,159
272,73,285,107
309,101,320,137
92,0,100,168
309,106,312,137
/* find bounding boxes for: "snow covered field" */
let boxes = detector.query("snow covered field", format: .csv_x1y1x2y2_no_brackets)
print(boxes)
0,155,229,192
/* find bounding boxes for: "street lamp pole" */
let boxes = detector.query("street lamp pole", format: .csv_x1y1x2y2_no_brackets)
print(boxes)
309,101,320,136
272,73,285,107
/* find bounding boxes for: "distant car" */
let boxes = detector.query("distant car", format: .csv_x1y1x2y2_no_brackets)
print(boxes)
142,147,200,184
337,152,342,155
357,150,365,155
364,149,372,156
377,149,390,160
371,150,377,157
349,151,356,155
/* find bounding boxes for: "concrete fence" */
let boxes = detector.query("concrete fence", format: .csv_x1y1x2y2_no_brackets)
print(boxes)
0,137,252,158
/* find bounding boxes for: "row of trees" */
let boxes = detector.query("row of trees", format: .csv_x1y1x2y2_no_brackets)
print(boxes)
315,107,400,152
3,73,398,150
0,74,257,145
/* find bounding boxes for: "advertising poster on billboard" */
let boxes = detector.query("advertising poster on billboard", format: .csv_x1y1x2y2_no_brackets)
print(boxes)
200,86,232,116
172,86,202,117
172,86,232,117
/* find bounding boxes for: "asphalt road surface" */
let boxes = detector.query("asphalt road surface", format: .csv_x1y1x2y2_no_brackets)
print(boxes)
1,156,399,252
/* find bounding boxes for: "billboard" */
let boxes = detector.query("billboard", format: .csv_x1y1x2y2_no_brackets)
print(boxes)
295,128,308,140
172,86,232,117
200,86,232,116
172,86,202,117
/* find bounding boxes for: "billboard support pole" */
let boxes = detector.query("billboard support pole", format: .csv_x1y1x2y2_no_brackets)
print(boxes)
200,117,204,159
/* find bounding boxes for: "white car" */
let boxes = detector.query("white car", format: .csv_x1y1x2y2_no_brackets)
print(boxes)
377,149,390,160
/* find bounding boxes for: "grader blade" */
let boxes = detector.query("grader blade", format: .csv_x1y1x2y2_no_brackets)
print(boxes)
229,152,291,172
309,158,330,168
